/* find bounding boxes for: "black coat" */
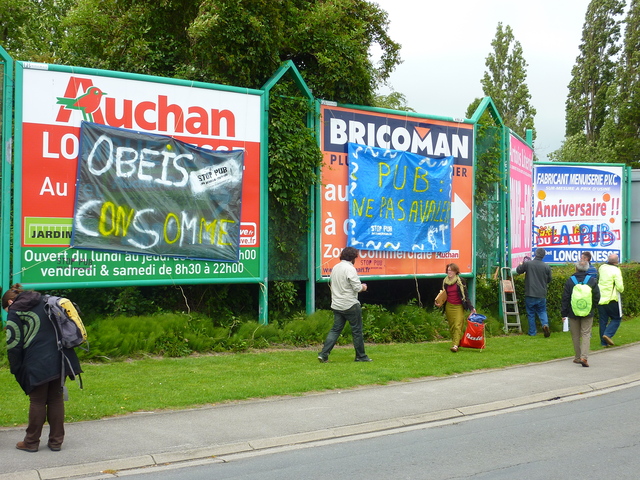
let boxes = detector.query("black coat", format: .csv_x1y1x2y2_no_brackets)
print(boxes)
6,290,82,394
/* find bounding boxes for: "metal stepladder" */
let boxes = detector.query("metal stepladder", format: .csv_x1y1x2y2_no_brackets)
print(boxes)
500,267,521,333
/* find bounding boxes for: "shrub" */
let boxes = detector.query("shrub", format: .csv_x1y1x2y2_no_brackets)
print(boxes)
1,263,637,364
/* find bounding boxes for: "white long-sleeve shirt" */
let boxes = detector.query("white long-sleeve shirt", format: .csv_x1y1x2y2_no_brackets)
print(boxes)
330,260,363,311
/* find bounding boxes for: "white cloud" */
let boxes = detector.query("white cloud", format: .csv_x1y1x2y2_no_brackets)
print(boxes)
372,0,591,159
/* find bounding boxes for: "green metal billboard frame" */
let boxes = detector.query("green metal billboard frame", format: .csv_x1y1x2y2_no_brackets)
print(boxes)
1,45,13,325
12,61,270,323
261,60,317,316
469,97,508,275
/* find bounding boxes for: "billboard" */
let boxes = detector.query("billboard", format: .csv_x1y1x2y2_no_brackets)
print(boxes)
318,104,475,278
509,133,534,269
15,63,264,288
532,163,625,264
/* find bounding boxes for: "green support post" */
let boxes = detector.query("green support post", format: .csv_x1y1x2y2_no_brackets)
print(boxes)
1,45,13,326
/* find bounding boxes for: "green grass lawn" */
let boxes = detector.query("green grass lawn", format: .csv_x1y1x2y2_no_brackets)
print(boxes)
1,317,638,427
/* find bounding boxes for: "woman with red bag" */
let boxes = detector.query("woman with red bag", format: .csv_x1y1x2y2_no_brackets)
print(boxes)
435,263,475,352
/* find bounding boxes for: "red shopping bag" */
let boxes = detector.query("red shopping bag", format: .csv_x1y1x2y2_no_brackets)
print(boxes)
460,313,486,349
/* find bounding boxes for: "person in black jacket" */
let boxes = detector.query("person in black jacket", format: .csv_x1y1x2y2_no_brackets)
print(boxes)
561,261,601,367
2,284,82,452
516,248,553,337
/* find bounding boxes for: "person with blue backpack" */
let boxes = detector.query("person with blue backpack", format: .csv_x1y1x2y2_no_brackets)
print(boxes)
2,284,82,453
561,261,600,367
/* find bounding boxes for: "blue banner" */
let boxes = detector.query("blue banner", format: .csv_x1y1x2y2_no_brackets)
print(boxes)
347,143,453,253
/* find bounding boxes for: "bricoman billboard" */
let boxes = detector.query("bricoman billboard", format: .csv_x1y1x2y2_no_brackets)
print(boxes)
319,105,474,278
16,63,263,288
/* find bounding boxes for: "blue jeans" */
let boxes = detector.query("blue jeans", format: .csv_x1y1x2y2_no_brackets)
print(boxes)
320,304,368,360
598,301,621,345
524,296,549,336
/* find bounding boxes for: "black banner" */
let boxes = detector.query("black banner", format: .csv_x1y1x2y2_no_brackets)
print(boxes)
71,122,244,261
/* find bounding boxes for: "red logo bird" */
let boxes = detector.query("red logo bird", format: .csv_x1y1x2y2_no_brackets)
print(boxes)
56,86,107,122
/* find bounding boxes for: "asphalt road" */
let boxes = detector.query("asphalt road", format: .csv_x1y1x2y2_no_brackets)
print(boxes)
121,383,640,480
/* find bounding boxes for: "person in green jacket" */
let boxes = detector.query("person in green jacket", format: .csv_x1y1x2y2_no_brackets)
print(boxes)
597,254,625,346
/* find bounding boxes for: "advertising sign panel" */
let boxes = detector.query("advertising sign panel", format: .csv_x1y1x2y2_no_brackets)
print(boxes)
319,105,474,278
509,133,534,269
532,163,625,264
347,144,454,253
16,64,263,288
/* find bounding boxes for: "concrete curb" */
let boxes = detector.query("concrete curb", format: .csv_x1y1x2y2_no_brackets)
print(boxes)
7,372,640,480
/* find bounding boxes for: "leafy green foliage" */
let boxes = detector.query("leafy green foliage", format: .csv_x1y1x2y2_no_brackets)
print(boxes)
362,302,449,343
597,0,640,169
267,82,322,281
0,0,75,63
59,0,199,76
269,281,301,320
481,23,536,140
512,262,640,333
372,91,415,112
185,0,400,103
565,0,625,143
466,100,503,276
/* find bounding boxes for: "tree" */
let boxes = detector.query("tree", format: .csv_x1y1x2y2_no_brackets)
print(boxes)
59,0,199,76
184,0,400,104
547,133,597,162
565,0,625,144
0,0,75,62
481,23,536,141
372,90,415,112
599,0,640,168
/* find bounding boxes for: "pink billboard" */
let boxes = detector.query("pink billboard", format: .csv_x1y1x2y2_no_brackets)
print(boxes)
509,134,534,270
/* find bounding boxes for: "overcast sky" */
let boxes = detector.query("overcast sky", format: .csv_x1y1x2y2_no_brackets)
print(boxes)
372,0,592,160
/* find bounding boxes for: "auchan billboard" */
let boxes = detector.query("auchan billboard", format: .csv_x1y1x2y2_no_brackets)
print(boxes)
14,63,264,288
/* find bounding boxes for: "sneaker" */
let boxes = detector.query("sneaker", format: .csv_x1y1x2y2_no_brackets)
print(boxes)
16,441,38,453
603,335,614,346
542,325,550,338
317,355,328,363
355,357,372,362
450,345,458,353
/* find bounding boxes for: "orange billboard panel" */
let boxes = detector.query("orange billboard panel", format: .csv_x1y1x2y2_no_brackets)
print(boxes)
318,105,474,277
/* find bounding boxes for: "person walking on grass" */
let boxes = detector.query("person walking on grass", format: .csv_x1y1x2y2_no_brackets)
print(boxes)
434,263,475,353
516,248,552,337
561,261,600,367
598,254,625,347
318,247,372,363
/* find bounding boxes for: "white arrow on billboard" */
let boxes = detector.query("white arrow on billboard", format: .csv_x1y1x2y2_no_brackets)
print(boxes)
451,193,471,228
